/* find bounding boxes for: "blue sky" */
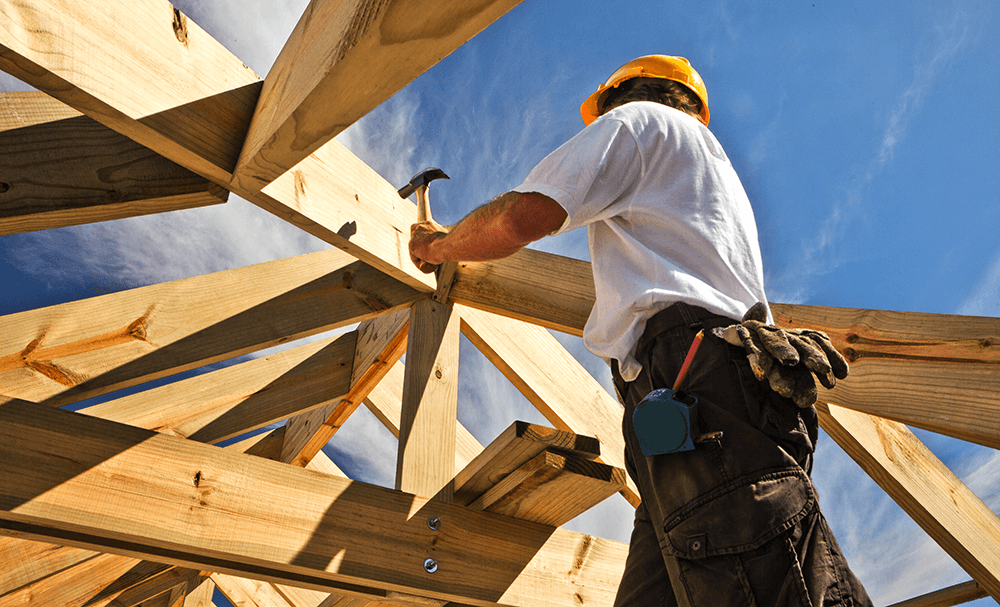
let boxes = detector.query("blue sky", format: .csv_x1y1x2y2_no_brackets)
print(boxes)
2,0,999,605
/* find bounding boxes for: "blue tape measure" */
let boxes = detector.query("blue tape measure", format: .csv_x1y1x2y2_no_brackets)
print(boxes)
632,388,699,456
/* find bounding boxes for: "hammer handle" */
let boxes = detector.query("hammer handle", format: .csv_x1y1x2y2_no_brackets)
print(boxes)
415,185,432,223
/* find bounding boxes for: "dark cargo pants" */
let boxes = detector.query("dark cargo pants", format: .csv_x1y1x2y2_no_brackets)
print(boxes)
611,303,872,607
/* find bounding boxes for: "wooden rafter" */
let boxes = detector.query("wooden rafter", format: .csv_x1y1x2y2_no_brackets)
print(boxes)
818,403,1000,600
0,248,418,406
0,400,627,607
0,92,226,236
232,0,526,192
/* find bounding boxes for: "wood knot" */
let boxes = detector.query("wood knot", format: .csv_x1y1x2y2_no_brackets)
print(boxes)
981,338,994,348
193,471,202,487
172,8,189,45
846,334,859,344
0,182,10,194
843,347,859,362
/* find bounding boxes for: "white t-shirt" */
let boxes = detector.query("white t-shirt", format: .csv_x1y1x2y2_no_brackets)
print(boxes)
513,101,771,381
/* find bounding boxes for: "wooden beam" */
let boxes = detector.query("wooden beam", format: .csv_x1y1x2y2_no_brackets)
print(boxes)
449,250,595,336
0,554,170,607
0,91,226,236
0,400,627,607
453,421,601,507
887,580,988,607
397,300,459,501
774,304,1000,449
364,360,483,472
280,308,409,467
817,403,1000,600
458,305,639,506
0,248,419,406
213,574,295,607
109,568,202,607
469,451,625,527
183,577,216,607
80,333,355,445
0,0,438,292
232,0,525,192
0,538,98,596
0,0,261,186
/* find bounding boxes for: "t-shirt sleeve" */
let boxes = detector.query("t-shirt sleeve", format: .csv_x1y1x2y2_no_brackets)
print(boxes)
512,117,642,234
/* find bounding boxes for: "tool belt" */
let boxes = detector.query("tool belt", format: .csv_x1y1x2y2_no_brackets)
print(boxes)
634,302,738,364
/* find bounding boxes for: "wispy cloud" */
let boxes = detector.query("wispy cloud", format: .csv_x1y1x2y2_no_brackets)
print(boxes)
786,8,975,301
956,247,1000,316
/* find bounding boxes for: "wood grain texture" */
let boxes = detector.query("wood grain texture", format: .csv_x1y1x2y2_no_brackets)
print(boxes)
80,333,355,445
364,360,484,472
213,574,295,607
817,403,1000,600
0,401,627,607
458,306,638,506
0,554,168,607
0,0,261,185
0,1,436,292
182,577,216,607
233,0,525,192
453,421,600,507
773,303,1000,448
0,91,226,236
469,451,626,527
0,248,419,406
281,309,409,467
396,300,459,501
109,568,201,607
0,538,98,596
449,250,595,336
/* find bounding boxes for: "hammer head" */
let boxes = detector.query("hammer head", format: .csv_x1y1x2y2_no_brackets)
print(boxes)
397,168,449,199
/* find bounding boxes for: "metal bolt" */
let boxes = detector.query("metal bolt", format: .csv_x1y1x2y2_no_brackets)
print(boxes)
427,515,441,531
423,558,438,573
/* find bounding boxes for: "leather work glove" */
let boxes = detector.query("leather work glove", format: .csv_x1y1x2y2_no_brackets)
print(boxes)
711,303,850,408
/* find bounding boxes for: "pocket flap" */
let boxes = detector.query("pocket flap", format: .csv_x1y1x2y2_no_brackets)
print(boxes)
664,470,815,558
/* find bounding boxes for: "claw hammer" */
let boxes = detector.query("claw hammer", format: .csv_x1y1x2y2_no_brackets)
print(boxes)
398,168,457,303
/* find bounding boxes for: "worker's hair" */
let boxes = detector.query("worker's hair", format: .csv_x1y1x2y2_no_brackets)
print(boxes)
599,77,703,121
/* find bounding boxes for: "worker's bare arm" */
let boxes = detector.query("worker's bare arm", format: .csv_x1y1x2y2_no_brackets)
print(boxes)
409,191,567,272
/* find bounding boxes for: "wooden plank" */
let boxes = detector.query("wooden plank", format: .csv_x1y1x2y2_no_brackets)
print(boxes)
458,305,638,506
0,248,419,406
0,91,226,236
817,403,1000,600
364,360,483,472
254,140,435,291
80,333,355,444
0,554,169,607
449,250,595,336
0,1,436,292
280,309,409,467
232,0,525,192
109,568,201,607
469,451,626,527
213,574,295,607
0,538,98,596
183,577,216,607
887,580,987,607
453,421,600,507
396,300,459,501
0,0,261,185
773,304,1000,449
0,400,627,607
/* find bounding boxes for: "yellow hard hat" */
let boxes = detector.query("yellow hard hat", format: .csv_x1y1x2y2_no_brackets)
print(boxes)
580,55,710,126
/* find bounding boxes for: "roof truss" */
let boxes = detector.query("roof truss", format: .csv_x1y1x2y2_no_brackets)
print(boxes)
1,1,998,606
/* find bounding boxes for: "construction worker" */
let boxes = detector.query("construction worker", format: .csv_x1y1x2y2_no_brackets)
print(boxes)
409,55,872,606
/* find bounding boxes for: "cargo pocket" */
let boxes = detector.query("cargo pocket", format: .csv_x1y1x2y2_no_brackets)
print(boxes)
662,470,818,606
662,468,816,559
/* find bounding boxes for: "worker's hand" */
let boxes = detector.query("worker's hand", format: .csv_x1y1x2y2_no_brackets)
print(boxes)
409,220,449,273
711,302,850,408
